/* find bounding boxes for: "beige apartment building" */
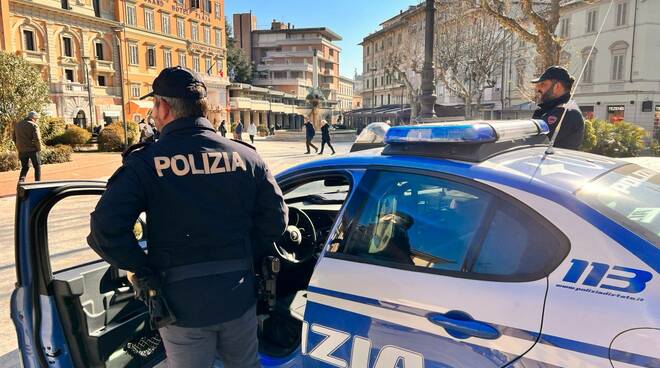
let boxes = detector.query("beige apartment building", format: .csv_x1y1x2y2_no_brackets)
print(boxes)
337,75,354,113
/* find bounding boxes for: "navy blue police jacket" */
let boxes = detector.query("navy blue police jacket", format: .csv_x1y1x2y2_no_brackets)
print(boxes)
88,117,288,327
532,93,585,150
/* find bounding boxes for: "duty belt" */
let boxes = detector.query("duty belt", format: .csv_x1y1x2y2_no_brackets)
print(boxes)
161,259,251,284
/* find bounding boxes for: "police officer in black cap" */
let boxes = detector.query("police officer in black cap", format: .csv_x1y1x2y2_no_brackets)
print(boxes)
531,66,585,149
87,66,288,367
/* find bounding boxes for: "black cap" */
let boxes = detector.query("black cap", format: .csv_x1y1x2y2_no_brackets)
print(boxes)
139,66,207,100
531,65,575,86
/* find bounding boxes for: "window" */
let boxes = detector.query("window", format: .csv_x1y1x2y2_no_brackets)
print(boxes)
62,36,73,57
214,2,221,19
95,42,104,60
215,29,221,47
47,196,104,273
64,69,74,82
366,45,370,56
328,171,569,280
164,49,172,67
176,18,185,38
190,0,199,9
192,55,200,72
191,22,198,41
97,75,106,86
203,0,211,13
61,0,69,9
178,52,186,67
131,84,140,98
203,25,210,44
145,9,154,31
583,53,594,83
586,10,598,33
559,18,570,38
205,56,212,75
616,2,628,26
162,13,170,34
577,164,659,248
516,60,526,88
126,5,136,26
610,41,628,81
23,30,35,51
129,42,139,65
147,46,156,68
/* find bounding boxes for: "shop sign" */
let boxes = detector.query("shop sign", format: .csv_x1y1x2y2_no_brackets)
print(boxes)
608,105,625,112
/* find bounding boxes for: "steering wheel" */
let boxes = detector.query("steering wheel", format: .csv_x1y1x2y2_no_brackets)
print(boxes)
274,207,317,264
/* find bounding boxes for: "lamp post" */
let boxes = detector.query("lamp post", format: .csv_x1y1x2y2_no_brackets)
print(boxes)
82,56,94,130
418,0,437,120
113,27,129,149
370,67,377,123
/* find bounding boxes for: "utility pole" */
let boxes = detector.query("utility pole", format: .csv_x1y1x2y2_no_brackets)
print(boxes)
418,0,437,120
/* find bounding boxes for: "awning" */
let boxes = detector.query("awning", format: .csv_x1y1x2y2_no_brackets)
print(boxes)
130,100,154,109
103,111,121,118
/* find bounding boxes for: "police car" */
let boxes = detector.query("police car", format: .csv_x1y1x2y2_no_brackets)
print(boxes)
11,120,659,367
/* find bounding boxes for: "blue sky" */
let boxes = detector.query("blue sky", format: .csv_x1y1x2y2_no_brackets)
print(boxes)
225,0,420,79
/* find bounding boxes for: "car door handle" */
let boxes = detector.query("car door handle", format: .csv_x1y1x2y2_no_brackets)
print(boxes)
428,311,501,340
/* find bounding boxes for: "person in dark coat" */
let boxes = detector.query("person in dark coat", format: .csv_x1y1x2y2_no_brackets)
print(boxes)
219,120,227,137
531,66,585,150
87,67,287,368
304,120,318,154
13,111,42,182
318,120,336,155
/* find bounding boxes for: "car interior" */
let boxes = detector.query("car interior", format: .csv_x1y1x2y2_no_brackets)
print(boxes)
46,175,351,367
256,174,351,357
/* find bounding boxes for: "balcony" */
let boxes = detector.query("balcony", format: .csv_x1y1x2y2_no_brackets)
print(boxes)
91,60,115,73
253,77,311,87
203,74,229,87
93,86,121,96
264,50,320,59
256,63,313,73
52,82,89,94
19,50,48,65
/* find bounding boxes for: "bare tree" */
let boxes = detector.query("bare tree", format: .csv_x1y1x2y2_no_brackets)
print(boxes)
434,7,510,118
477,0,576,71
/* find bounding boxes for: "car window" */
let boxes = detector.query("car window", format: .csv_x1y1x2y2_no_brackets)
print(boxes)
47,195,103,273
328,170,569,281
284,178,350,203
576,164,659,248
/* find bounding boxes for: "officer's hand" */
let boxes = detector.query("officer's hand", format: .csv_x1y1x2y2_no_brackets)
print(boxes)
127,271,136,285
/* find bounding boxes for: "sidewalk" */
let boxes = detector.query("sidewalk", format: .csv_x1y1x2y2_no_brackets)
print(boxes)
0,152,122,198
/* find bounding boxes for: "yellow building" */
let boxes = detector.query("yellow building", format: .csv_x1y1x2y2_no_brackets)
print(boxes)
117,0,228,125
2,0,228,127
5,0,124,127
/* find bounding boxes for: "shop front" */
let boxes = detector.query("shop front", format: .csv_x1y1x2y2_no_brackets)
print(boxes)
580,105,595,120
607,105,625,123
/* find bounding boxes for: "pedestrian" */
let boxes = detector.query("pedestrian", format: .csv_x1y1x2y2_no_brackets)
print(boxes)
247,121,257,144
139,119,155,142
318,119,336,155
304,119,318,154
531,66,585,150
12,111,42,183
87,66,288,368
235,120,244,141
219,120,227,138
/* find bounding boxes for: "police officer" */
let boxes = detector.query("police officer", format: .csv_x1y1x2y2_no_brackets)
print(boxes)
87,66,288,368
531,66,585,149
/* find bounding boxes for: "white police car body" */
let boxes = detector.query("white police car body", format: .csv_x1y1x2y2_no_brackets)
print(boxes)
12,120,659,367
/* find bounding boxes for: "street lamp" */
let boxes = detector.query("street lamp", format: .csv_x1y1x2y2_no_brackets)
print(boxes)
370,67,377,123
418,0,437,120
81,56,94,130
113,27,129,149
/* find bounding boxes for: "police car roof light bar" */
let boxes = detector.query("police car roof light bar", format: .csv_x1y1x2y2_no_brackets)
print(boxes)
384,119,549,145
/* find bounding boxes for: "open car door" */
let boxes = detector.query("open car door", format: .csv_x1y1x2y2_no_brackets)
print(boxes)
11,181,165,368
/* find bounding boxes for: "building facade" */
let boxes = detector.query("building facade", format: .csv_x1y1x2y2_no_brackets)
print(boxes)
497,0,660,132
116,0,228,125
2,0,228,127
337,76,354,112
228,83,311,130
5,0,123,128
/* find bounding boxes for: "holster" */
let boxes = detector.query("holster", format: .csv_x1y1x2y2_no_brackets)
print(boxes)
133,274,177,329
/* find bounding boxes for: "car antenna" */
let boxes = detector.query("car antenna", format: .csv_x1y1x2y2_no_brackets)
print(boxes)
544,0,616,156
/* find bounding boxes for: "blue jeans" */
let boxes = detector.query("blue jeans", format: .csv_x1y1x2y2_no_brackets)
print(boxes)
159,304,261,368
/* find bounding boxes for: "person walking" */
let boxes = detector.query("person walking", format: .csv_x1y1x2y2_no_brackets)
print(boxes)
87,66,288,368
219,120,227,138
139,119,155,142
235,120,244,141
531,66,585,150
318,120,336,155
247,122,257,144
12,111,42,183
304,120,318,154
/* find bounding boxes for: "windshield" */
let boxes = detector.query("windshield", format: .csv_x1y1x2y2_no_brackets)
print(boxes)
355,123,390,144
576,164,660,248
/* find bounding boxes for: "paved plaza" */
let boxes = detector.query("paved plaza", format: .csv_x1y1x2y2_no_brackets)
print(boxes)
0,137,353,367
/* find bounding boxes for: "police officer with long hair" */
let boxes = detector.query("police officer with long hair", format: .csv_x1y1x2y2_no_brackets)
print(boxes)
88,66,288,367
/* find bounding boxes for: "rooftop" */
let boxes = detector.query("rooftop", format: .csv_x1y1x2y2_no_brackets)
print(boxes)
253,27,342,41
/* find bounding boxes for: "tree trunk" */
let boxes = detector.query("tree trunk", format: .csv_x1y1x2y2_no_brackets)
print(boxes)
536,33,561,71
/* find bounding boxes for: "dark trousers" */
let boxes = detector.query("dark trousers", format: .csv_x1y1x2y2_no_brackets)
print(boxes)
249,135,255,144
305,138,318,153
18,151,41,182
320,140,335,154
159,304,260,368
